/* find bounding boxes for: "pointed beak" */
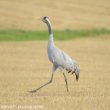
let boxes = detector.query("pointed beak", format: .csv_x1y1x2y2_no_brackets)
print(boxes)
37,17,42,21
39,17,45,22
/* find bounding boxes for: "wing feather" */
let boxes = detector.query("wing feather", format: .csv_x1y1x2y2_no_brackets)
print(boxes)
52,47,75,70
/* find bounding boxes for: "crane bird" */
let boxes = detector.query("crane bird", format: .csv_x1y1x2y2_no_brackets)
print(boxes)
29,16,80,93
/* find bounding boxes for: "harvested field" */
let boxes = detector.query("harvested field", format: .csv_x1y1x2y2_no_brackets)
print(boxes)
0,36,110,110
0,0,110,30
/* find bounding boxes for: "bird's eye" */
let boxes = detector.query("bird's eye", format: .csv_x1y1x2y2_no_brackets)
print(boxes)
44,16,48,20
44,17,46,19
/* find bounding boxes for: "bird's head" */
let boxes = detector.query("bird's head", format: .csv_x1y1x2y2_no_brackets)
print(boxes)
42,16,49,24
41,16,52,34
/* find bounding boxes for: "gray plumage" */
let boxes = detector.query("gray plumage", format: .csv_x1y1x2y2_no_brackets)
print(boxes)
29,16,80,93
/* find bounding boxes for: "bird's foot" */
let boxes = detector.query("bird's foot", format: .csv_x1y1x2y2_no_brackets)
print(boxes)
28,89,37,93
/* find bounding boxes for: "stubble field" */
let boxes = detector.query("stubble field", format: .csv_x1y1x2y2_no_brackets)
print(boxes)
0,36,110,110
0,0,110,30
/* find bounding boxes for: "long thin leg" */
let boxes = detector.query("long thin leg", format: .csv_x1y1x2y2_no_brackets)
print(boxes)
63,72,69,92
29,64,57,93
29,74,53,93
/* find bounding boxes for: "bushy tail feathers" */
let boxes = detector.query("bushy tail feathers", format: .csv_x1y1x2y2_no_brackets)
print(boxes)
65,61,80,81
74,63,80,81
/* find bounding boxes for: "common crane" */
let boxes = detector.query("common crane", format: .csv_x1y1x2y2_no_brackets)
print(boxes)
29,16,80,93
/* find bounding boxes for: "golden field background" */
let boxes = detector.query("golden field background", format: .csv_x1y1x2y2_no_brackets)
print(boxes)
0,0,110,110
0,37,110,110
0,0,110,30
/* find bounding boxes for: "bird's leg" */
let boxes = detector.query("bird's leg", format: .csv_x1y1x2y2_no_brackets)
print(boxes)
29,74,53,93
62,72,69,92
